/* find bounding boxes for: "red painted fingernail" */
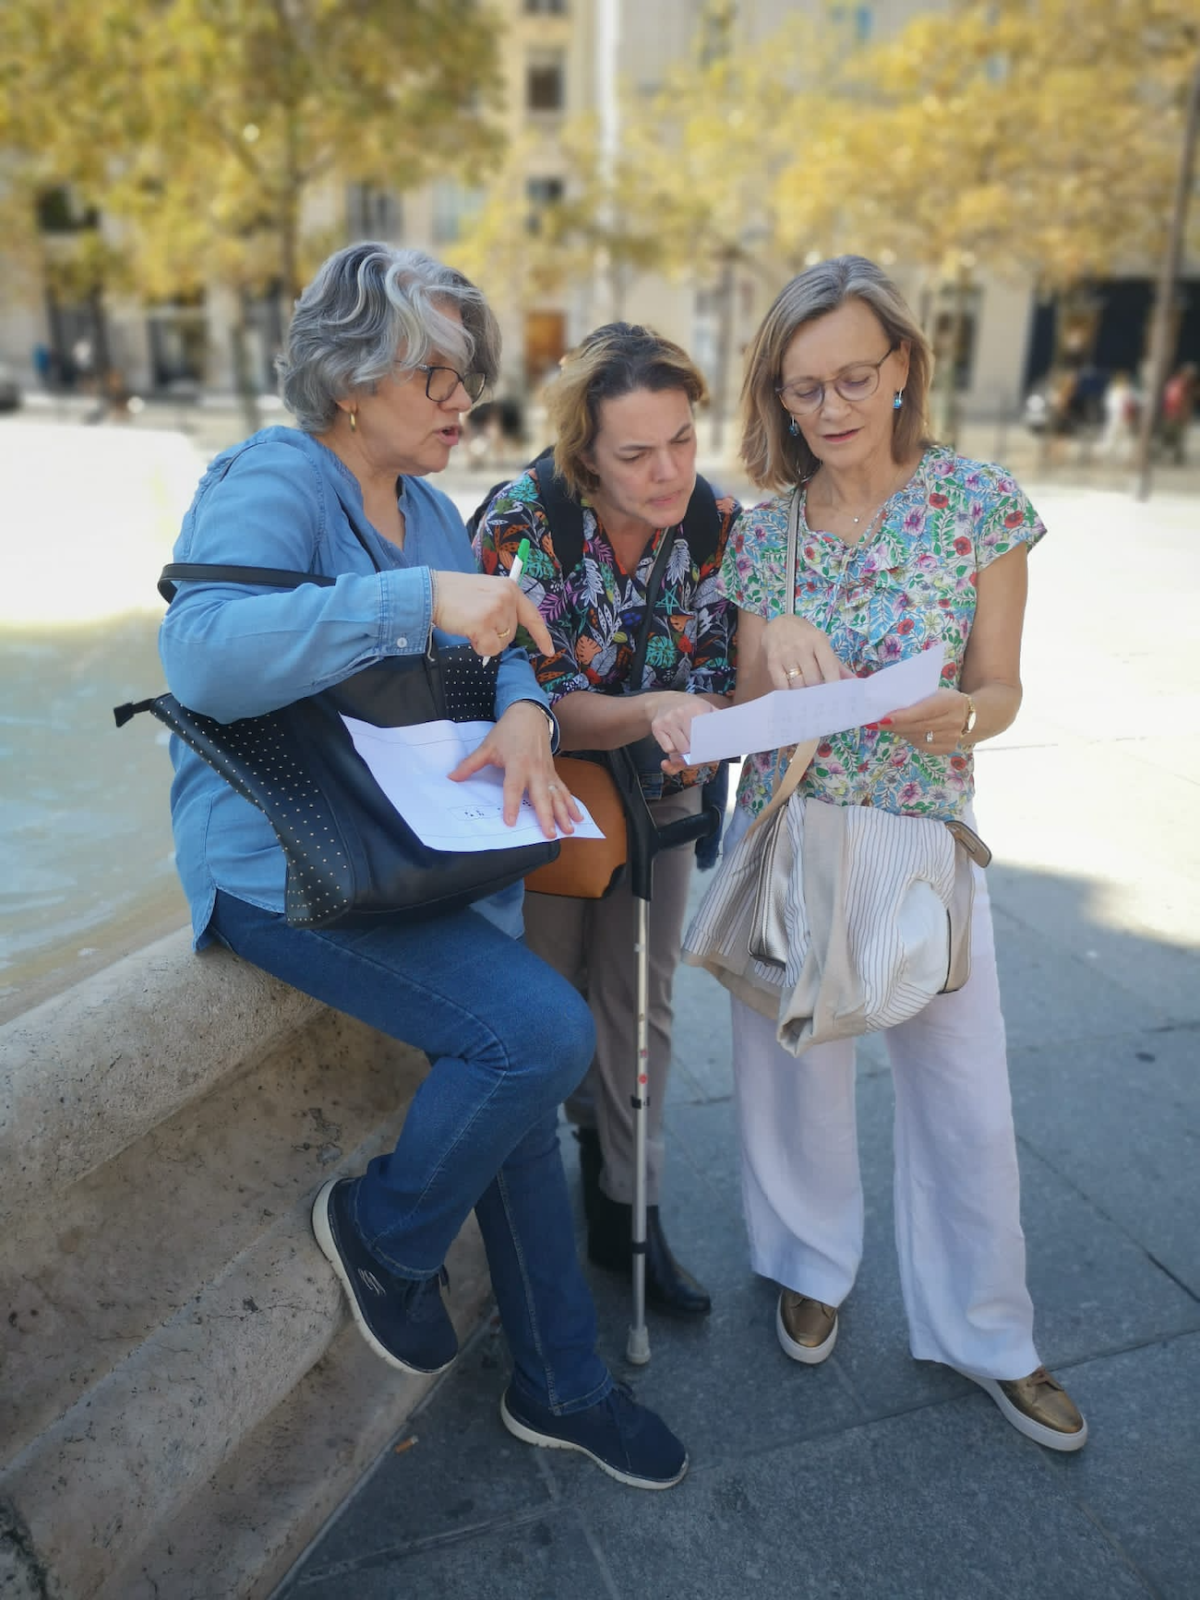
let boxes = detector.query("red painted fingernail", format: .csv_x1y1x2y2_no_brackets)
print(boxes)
865,722,880,731
879,718,894,726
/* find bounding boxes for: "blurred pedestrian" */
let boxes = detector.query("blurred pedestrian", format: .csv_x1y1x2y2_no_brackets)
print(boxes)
1160,362,1197,465
71,336,94,393
1044,367,1077,466
1099,371,1139,463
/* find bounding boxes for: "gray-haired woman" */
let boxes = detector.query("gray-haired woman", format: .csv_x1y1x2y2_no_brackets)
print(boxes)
158,241,688,1488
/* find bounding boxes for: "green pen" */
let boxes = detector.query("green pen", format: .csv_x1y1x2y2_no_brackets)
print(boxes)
511,537,531,583
483,537,531,665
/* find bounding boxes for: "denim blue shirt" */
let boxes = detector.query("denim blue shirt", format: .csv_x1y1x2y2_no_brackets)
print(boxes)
160,426,553,947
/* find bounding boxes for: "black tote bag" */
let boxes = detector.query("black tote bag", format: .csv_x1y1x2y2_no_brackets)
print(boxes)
116,561,558,928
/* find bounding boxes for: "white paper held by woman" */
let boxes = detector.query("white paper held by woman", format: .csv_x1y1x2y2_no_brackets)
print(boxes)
684,649,944,765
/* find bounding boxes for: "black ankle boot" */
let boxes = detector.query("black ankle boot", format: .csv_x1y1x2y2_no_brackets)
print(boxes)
585,1185,712,1319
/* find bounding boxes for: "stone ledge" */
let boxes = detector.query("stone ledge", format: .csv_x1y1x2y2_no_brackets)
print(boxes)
0,931,321,1224
0,931,488,1599
2,1006,417,1460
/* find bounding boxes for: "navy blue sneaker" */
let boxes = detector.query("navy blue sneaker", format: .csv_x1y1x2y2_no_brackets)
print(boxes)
312,1178,458,1376
500,1381,688,1489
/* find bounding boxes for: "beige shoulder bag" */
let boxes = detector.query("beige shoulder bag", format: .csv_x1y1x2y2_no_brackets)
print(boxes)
683,489,991,1054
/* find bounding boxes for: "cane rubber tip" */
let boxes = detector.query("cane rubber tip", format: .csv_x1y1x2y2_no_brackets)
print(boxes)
625,1325,651,1365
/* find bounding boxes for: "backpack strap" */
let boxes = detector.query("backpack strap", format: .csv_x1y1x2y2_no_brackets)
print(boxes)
465,446,563,546
533,453,586,576
678,473,722,572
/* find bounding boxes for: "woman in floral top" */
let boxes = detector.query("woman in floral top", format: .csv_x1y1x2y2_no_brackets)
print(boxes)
721,257,1087,1451
475,324,738,1319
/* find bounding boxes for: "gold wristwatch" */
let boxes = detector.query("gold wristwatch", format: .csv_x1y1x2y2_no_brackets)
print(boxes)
961,695,978,741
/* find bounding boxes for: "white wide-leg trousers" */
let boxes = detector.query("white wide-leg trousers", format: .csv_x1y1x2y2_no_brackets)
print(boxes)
730,847,1039,1380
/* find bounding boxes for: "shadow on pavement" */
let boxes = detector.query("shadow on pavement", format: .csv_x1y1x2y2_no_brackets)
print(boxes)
277,857,1200,1600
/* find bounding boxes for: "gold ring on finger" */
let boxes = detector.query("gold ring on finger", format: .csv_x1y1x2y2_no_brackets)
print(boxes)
785,667,802,680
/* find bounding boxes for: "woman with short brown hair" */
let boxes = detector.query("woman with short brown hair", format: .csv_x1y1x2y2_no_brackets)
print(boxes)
475,322,738,1318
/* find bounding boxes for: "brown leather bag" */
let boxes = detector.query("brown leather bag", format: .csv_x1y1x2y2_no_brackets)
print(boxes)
524,756,628,899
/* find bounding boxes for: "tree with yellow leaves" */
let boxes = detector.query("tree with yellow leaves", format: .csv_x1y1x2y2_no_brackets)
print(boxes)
0,0,502,424
772,0,1199,441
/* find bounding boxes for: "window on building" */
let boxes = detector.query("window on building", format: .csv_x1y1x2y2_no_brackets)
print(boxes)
830,4,873,45
524,310,566,384
526,176,565,235
346,184,403,242
146,289,208,389
526,51,565,112
431,181,484,247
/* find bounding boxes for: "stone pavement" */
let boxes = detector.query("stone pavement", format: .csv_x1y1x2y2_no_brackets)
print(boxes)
273,483,1200,1600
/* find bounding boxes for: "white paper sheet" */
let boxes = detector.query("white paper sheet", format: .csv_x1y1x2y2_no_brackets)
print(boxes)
684,650,945,765
341,717,606,853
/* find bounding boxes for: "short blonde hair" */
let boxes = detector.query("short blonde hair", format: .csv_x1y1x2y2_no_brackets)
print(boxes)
741,256,933,491
548,323,708,499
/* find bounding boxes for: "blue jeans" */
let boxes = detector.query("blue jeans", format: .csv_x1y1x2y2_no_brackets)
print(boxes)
211,890,614,1415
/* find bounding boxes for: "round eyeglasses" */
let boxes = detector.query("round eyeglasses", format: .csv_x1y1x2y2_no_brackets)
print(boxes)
776,342,899,416
414,363,488,404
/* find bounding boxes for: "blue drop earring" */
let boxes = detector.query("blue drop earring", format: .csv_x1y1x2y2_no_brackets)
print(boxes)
893,389,904,411
788,415,800,436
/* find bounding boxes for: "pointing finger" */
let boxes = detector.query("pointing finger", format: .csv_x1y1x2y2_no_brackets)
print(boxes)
514,591,553,657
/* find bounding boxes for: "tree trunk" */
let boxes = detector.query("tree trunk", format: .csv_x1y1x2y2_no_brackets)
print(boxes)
230,287,262,437
931,269,971,451
1135,55,1200,501
89,286,112,384
710,249,737,455
279,108,301,332
280,203,298,330
609,254,626,321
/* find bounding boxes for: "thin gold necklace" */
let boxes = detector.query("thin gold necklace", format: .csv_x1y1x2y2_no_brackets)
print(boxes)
812,463,909,526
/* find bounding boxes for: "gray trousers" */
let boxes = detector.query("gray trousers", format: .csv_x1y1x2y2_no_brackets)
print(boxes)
523,786,700,1206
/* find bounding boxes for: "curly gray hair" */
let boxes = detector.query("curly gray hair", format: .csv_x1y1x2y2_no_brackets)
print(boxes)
277,241,501,433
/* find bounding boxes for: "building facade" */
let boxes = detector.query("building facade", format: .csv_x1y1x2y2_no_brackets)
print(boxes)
2,0,1190,429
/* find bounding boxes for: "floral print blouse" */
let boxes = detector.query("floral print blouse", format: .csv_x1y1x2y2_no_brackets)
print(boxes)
719,446,1045,821
474,465,739,795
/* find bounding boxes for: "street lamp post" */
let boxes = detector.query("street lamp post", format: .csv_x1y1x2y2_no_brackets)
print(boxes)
594,0,621,326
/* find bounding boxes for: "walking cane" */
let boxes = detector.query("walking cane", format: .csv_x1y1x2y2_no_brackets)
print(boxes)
606,746,721,1365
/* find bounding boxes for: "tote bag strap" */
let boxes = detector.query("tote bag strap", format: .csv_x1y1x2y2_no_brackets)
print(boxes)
749,487,818,836
160,488,390,602
158,564,336,601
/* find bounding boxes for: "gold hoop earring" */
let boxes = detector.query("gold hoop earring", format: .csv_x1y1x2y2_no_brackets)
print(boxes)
348,411,357,433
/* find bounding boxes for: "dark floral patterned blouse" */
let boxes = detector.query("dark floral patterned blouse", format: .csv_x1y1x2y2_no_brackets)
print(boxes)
474,465,739,794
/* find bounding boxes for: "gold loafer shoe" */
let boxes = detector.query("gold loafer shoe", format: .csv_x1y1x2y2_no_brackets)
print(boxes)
962,1365,1088,1452
776,1291,838,1365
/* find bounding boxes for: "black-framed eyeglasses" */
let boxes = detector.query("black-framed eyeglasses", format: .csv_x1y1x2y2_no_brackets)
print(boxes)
776,342,899,415
414,363,488,404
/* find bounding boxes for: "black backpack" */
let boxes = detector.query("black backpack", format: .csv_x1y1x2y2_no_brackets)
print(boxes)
468,448,730,869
